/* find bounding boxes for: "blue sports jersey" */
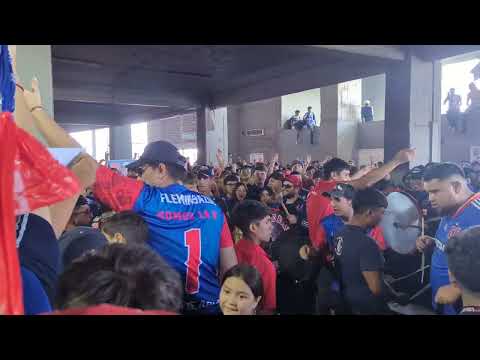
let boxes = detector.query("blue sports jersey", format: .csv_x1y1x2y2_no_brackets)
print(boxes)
94,166,233,309
321,214,346,252
320,214,386,252
431,193,480,315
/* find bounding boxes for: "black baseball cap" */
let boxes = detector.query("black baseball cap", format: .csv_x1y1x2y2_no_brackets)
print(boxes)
269,171,285,182
291,160,304,167
326,183,356,200
197,165,215,179
254,163,267,172
127,141,187,170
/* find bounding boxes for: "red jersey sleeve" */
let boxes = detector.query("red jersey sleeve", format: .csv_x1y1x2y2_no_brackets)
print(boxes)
311,223,327,250
306,192,334,249
93,166,144,212
370,225,387,251
261,260,277,313
220,215,234,249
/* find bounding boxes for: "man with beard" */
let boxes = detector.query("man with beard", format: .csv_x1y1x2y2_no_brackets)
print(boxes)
267,171,285,204
281,175,305,227
416,163,480,315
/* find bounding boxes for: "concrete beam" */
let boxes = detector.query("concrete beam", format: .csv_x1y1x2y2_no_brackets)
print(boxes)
309,45,405,61
214,59,389,107
54,80,202,109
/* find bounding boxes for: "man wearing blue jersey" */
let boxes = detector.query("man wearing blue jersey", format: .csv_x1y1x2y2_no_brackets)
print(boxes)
93,141,238,314
17,76,237,315
417,163,480,315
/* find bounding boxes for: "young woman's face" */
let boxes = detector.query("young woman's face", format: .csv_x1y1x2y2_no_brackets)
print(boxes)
220,277,261,315
235,186,247,201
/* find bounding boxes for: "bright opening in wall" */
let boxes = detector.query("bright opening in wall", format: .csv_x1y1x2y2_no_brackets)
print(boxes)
179,148,198,166
131,122,148,159
69,127,110,161
442,58,480,114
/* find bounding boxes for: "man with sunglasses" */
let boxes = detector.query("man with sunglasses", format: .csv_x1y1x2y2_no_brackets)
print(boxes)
64,196,93,231
216,174,240,226
281,175,305,226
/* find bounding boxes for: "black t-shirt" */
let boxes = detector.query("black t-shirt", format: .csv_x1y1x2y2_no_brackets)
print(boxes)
247,184,264,201
17,214,60,304
334,225,388,314
284,197,304,218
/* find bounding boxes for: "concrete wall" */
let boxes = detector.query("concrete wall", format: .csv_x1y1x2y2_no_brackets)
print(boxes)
361,74,386,121
227,97,281,162
441,115,480,163
17,45,54,116
110,124,132,160
357,121,385,149
148,113,197,150
281,88,321,127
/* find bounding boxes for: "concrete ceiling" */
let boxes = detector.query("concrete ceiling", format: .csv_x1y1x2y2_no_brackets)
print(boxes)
52,45,480,129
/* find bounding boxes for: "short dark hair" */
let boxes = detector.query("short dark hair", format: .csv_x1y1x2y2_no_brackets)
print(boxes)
261,186,274,197
184,172,197,186
312,169,324,180
353,188,388,215
303,178,314,190
447,226,480,293
75,195,88,210
232,200,271,237
254,163,267,172
145,161,186,182
224,174,240,186
101,211,149,246
221,264,264,299
55,244,183,312
423,163,465,182
323,158,350,180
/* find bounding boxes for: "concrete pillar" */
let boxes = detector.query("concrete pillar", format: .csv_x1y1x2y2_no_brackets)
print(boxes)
338,79,361,161
110,124,132,160
206,107,228,166
17,45,54,116
196,107,207,165
319,85,339,157
14,45,54,145
385,54,440,168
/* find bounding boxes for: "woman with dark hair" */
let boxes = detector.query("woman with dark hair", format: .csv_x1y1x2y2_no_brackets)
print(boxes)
233,183,248,203
54,244,183,314
220,264,264,315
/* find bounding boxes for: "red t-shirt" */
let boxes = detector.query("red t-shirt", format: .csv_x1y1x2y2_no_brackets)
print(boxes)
45,304,177,315
234,238,276,313
306,180,336,248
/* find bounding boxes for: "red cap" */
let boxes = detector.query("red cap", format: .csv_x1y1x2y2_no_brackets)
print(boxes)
285,175,302,188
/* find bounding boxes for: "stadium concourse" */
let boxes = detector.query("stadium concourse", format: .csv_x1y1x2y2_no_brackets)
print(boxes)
2,45,480,315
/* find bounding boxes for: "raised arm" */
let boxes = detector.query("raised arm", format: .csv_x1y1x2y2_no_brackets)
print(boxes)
267,153,279,177
347,149,415,189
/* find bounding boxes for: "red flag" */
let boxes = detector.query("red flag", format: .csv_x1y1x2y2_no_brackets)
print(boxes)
0,112,81,315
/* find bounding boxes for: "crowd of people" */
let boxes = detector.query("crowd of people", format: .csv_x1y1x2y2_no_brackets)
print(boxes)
6,50,480,316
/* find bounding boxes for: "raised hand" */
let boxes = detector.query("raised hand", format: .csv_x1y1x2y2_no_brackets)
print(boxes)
394,148,416,165
22,77,43,111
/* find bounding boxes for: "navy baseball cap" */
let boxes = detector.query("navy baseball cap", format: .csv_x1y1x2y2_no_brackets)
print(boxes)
128,141,187,170
326,183,356,200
